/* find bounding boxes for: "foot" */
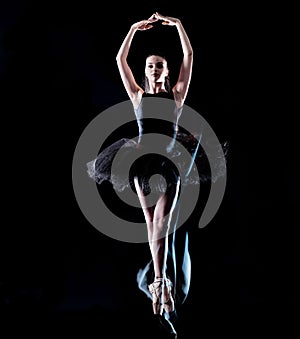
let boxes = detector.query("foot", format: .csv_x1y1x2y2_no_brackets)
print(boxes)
148,277,175,315
162,278,175,313
148,278,164,315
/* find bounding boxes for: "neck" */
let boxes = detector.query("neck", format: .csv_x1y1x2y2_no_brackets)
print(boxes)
147,82,167,94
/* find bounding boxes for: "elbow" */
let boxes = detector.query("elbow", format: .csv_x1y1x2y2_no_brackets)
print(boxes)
116,53,126,65
116,55,122,67
116,50,123,62
116,54,121,63
184,48,193,58
183,50,193,61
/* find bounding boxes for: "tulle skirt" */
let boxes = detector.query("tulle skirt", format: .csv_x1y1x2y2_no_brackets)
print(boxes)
87,137,180,194
86,131,227,194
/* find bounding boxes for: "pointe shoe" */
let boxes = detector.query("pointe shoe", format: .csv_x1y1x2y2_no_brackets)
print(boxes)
148,278,164,315
163,278,175,313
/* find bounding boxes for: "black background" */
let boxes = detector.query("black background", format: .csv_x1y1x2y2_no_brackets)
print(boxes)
1,1,298,338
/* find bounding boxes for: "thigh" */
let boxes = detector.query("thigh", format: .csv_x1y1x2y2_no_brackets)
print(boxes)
153,178,181,221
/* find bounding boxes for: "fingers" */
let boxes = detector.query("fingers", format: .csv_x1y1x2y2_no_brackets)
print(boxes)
154,12,173,25
144,20,154,29
148,13,159,22
148,12,167,22
155,12,166,20
144,12,176,27
137,20,153,30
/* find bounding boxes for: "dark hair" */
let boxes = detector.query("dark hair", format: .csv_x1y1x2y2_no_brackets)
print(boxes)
142,54,171,93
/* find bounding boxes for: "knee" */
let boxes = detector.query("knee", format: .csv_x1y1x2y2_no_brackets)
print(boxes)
145,215,153,224
153,216,169,232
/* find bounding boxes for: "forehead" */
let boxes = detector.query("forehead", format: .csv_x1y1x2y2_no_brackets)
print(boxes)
146,55,167,64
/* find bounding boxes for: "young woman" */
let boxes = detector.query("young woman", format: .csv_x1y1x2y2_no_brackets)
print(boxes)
87,13,198,334
115,12,193,317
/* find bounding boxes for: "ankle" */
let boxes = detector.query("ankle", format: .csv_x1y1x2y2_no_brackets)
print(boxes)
154,276,164,282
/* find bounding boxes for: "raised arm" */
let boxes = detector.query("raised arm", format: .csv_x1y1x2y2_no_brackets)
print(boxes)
116,19,155,108
155,12,193,107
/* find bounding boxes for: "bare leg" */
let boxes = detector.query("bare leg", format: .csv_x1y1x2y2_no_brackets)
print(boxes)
134,177,180,279
134,177,155,260
151,189,178,279
134,176,180,316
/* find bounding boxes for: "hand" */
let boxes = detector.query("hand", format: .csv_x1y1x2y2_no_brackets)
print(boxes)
147,13,159,23
154,12,180,26
131,19,154,31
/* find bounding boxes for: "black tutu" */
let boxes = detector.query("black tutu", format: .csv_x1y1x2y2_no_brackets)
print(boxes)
86,130,227,195
87,137,178,195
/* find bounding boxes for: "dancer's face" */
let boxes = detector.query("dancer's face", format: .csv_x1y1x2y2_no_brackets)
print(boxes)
145,55,169,84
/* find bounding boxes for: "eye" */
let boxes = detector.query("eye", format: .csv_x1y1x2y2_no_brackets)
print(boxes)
157,62,164,69
148,65,153,68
